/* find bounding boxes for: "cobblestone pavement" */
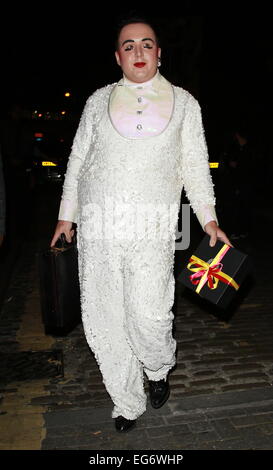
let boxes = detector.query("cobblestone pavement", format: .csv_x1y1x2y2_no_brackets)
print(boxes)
0,185,272,450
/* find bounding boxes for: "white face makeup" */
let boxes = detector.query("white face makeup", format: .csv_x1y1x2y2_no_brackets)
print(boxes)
115,23,161,83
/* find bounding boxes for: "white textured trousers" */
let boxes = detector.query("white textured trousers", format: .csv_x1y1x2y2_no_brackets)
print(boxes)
78,235,177,420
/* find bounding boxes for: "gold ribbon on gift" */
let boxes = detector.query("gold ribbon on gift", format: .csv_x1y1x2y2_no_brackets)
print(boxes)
187,244,240,294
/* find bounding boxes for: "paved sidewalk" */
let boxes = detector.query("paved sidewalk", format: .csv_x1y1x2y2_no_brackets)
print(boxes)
41,387,273,450
0,187,272,450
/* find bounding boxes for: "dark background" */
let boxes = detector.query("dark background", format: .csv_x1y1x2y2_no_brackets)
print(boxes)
3,14,273,138
2,12,273,171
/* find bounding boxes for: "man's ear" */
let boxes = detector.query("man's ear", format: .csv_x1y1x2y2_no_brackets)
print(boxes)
115,51,121,66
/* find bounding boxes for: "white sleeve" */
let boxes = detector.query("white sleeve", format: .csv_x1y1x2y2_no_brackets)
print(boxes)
195,204,218,231
58,95,94,223
180,94,218,231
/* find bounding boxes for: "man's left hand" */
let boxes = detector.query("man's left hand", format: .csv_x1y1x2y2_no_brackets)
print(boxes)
204,221,233,248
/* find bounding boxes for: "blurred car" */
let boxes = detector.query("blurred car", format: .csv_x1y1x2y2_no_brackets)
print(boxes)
26,137,68,187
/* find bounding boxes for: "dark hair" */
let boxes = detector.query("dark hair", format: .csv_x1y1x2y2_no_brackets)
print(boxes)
115,15,160,50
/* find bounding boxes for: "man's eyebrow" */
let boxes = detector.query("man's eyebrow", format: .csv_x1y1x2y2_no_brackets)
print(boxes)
121,37,155,47
142,38,155,43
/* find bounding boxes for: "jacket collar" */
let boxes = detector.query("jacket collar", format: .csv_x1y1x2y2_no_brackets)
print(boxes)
118,69,163,93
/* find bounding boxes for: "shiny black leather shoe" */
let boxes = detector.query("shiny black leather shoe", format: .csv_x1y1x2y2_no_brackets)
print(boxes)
115,415,137,432
149,379,170,408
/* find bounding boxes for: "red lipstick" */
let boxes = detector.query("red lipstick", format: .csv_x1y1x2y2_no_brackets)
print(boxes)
134,62,146,68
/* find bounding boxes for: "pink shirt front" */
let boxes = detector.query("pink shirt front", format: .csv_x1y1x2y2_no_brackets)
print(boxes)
109,70,174,138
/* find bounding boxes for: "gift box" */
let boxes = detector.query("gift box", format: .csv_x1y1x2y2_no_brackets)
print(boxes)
177,234,251,309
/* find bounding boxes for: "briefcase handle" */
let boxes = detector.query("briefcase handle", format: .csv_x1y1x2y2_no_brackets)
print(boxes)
54,232,77,251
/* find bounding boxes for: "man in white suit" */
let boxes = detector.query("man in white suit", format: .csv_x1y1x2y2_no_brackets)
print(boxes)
51,18,231,433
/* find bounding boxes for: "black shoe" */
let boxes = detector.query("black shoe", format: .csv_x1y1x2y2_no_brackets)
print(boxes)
115,415,136,432
149,379,170,409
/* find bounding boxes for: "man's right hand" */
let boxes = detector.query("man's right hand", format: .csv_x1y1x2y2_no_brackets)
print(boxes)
50,220,74,247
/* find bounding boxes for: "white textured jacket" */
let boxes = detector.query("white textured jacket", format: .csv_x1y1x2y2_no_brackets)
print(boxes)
58,76,218,232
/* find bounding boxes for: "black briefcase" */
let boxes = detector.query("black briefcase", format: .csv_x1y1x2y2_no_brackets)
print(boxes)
37,233,81,336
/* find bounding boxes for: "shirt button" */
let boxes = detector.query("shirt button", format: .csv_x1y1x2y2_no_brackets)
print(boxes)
137,86,143,90
137,110,142,115
137,97,143,103
137,124,143,130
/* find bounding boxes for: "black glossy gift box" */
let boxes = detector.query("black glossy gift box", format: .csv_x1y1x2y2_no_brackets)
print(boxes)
177,234,251,309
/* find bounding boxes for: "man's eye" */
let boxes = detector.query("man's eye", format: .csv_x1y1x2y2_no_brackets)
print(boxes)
144,44,153,49
124,45,134,51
